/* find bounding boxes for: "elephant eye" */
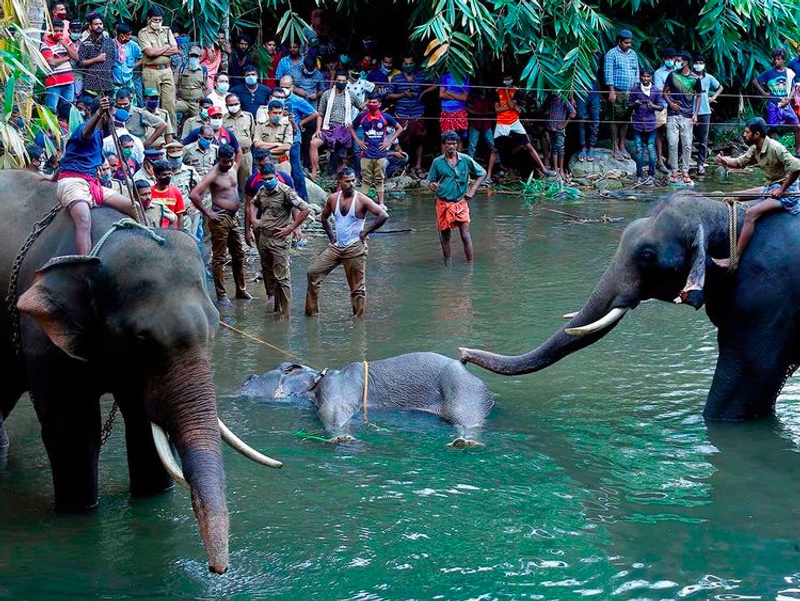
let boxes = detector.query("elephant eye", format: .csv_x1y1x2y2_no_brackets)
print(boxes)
639,247,657,263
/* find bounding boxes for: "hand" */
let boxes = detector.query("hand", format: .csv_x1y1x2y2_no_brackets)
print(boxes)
274,225,293,238
96,52,106,62
292,227,303,240
714,152,729,167
691,115,697,125
313,131,322,139
406,89,414,97
779,98,789,108
379,139,392,151
671,102,681,111
608,91,616,104
356,139,367,150
358,230,369,242
428,182,439,193
245,230,254,247
770,187,784,199
98,96,110,114
205,209,222,222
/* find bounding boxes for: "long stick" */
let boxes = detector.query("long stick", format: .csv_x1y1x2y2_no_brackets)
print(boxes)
107,115,147,224
688,192,772,199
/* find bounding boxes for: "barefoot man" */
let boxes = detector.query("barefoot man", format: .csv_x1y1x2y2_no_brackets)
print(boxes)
713,117,800,269
189,143,253,304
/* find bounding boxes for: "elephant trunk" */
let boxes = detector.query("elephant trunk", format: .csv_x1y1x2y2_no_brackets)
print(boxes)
461,260,635,375
147,348,229,574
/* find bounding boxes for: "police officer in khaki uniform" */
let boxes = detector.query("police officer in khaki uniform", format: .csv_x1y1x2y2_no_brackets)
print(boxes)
165,141,203,241
223,92,256,193
181,97,214,139
254,99,293,175
138,6,179,127
183,124,219,177
143,87,175,148
133,148,166,186
175,46,207,127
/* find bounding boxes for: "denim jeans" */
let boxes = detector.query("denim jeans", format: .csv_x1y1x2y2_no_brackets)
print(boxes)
695,113,711,168
576,92,600,149
667,114,694,173
632,129,656,177
44,83,75,113
548,130,566,158
467,127,494,158
290,141,309,201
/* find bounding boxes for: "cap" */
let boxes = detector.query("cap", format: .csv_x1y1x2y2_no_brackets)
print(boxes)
188,46,202,56
144,148,165,158
618,29,633,40
114,108,130,122
165,141,184,157
144,87,159,98
207,105,223,116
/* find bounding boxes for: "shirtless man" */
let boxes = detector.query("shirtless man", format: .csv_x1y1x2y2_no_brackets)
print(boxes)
305,168,389,317
189,143,253,304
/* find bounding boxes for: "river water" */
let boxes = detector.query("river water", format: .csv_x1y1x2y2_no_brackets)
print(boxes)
3,176,800,599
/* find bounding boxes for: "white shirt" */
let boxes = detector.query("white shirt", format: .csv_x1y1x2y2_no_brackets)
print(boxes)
103,127,145,164
346,78,376,120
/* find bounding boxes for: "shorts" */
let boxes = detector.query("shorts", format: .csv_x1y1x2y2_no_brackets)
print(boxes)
440,109,468,133
766,103,799,127
765,181,800,215
656,110,667,128
57,177,116,210
436,198,470,231
494,120,528,138
398,117,427,144
607,92,631,121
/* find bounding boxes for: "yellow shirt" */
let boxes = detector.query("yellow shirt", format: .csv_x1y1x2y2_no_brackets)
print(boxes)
732,136,800,183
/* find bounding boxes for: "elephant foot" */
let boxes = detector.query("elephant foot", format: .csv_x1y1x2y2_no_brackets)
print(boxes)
448,437,484,449
327,434,356,444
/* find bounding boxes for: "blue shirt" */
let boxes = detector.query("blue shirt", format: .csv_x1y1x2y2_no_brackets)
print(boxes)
245,170,295,197
440,73,469,113
388,71,433,118
757,67,790,104
60,123,104,175
112,39,142,86
231,83,272,116
285,93,316,144
353,110,399,159
294,70,327,107
604,45,639,92
697,73,721,116
275,56,304,83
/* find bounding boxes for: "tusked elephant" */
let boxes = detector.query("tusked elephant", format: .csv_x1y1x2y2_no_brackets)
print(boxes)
236,352,495,444
0,170,279,574
461,191,800,421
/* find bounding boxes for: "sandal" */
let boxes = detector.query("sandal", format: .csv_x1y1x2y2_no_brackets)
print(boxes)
668,173,679,184
587,150,595,162
577,150,587,162
682,173,694,186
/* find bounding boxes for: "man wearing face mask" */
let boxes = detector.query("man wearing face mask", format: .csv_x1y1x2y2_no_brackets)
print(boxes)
294,56,327,109
368,54,397,104
48,3,70,42
183,125,219,177
254,100,293,175
190,144,254,304
149,159,186,229
77,12,115,96
112,24,142,102
143,87,175,147
663,50,702,185
693,55,723,175
387,54,437,179
114,88,168,149
311,71,365,180
98,158,127,197
248,163,311,318
184,105,242,165
113,135,140,181
208,72,231,110
181,97,214,139
133,148,166,186
231,65,271,116
274,76,318,201
40,19,78,113
223,92,256,192
138,6,179,128
176,46,208,127
102,108,145,164
305,168,389,318
276,42,305,83
653,47,678,174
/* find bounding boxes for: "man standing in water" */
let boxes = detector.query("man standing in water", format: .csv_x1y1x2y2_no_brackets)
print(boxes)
305,168,389,318
427,131,486,265
189,144,253,304
713,117,800,269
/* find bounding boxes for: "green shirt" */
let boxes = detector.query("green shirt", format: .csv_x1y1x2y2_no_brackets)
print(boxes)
732,136,800,183
427,153,486,202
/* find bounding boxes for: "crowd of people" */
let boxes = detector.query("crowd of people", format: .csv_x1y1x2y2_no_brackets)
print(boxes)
19,5,800,316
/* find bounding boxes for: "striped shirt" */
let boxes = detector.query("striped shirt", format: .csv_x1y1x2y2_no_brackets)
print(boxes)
40,37,76,88
604,46,639,92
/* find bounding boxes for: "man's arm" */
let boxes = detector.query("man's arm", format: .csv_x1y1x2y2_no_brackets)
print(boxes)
83,97,109,138
358,196,389,240
274,193,311,238
709,81,724,103
752,75,770,99
300,110,318,129
143,119,168,148
320,196,336,242
466,158,486,198
189,167,218,219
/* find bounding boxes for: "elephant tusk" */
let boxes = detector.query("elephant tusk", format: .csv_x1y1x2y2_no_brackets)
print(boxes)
562,311,579,320
564,307,628,336
150,422,190,490
218,419,283,469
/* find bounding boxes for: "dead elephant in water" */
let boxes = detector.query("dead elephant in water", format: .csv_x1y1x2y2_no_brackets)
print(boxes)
236,352,495,446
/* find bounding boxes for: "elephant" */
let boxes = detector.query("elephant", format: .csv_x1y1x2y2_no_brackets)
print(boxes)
0,170,278,574
460,191,800,421
235,352,495,444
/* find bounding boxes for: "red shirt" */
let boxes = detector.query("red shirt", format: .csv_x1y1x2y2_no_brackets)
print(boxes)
151,185,186,227
40,36,77,88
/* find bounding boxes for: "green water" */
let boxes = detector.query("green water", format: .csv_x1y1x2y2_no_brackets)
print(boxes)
3,178,800,599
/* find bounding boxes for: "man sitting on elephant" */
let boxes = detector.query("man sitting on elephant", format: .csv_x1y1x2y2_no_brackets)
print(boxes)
54,96,136,254
714,117,800,269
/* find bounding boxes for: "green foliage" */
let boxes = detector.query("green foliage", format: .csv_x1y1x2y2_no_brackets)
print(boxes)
519,174,585,204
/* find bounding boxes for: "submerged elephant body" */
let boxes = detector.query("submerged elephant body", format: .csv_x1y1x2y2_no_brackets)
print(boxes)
0,171,233,572
238,352,495,436
462,192,800,421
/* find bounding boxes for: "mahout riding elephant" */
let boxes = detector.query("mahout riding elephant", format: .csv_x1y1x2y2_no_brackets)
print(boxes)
0,170,278,574
461,192,800,421
236,352,495,444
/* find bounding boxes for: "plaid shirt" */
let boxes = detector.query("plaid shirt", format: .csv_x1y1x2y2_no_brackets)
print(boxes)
604,46,639,92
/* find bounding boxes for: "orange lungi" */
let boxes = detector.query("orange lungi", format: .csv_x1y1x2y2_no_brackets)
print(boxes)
436,198,470,231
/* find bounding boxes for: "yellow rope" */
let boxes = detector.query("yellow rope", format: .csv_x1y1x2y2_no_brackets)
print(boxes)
218,320,320,370
722,197,747,272
362,360,369,423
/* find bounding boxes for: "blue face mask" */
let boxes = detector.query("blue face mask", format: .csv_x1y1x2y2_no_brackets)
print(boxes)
146,99,159,111
264,178,278,191
168,157,183,169
270,115,282,124
99,173,112,185
198,137,211,149
380,65,390,75
245,75,258,86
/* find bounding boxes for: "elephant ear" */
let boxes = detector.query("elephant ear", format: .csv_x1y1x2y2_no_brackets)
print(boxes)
674,223,706,310
16,255,102,361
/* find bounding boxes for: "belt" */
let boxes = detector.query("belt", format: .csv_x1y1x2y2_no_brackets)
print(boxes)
144,64,170,70
211,205,239,217
273,155,289,163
